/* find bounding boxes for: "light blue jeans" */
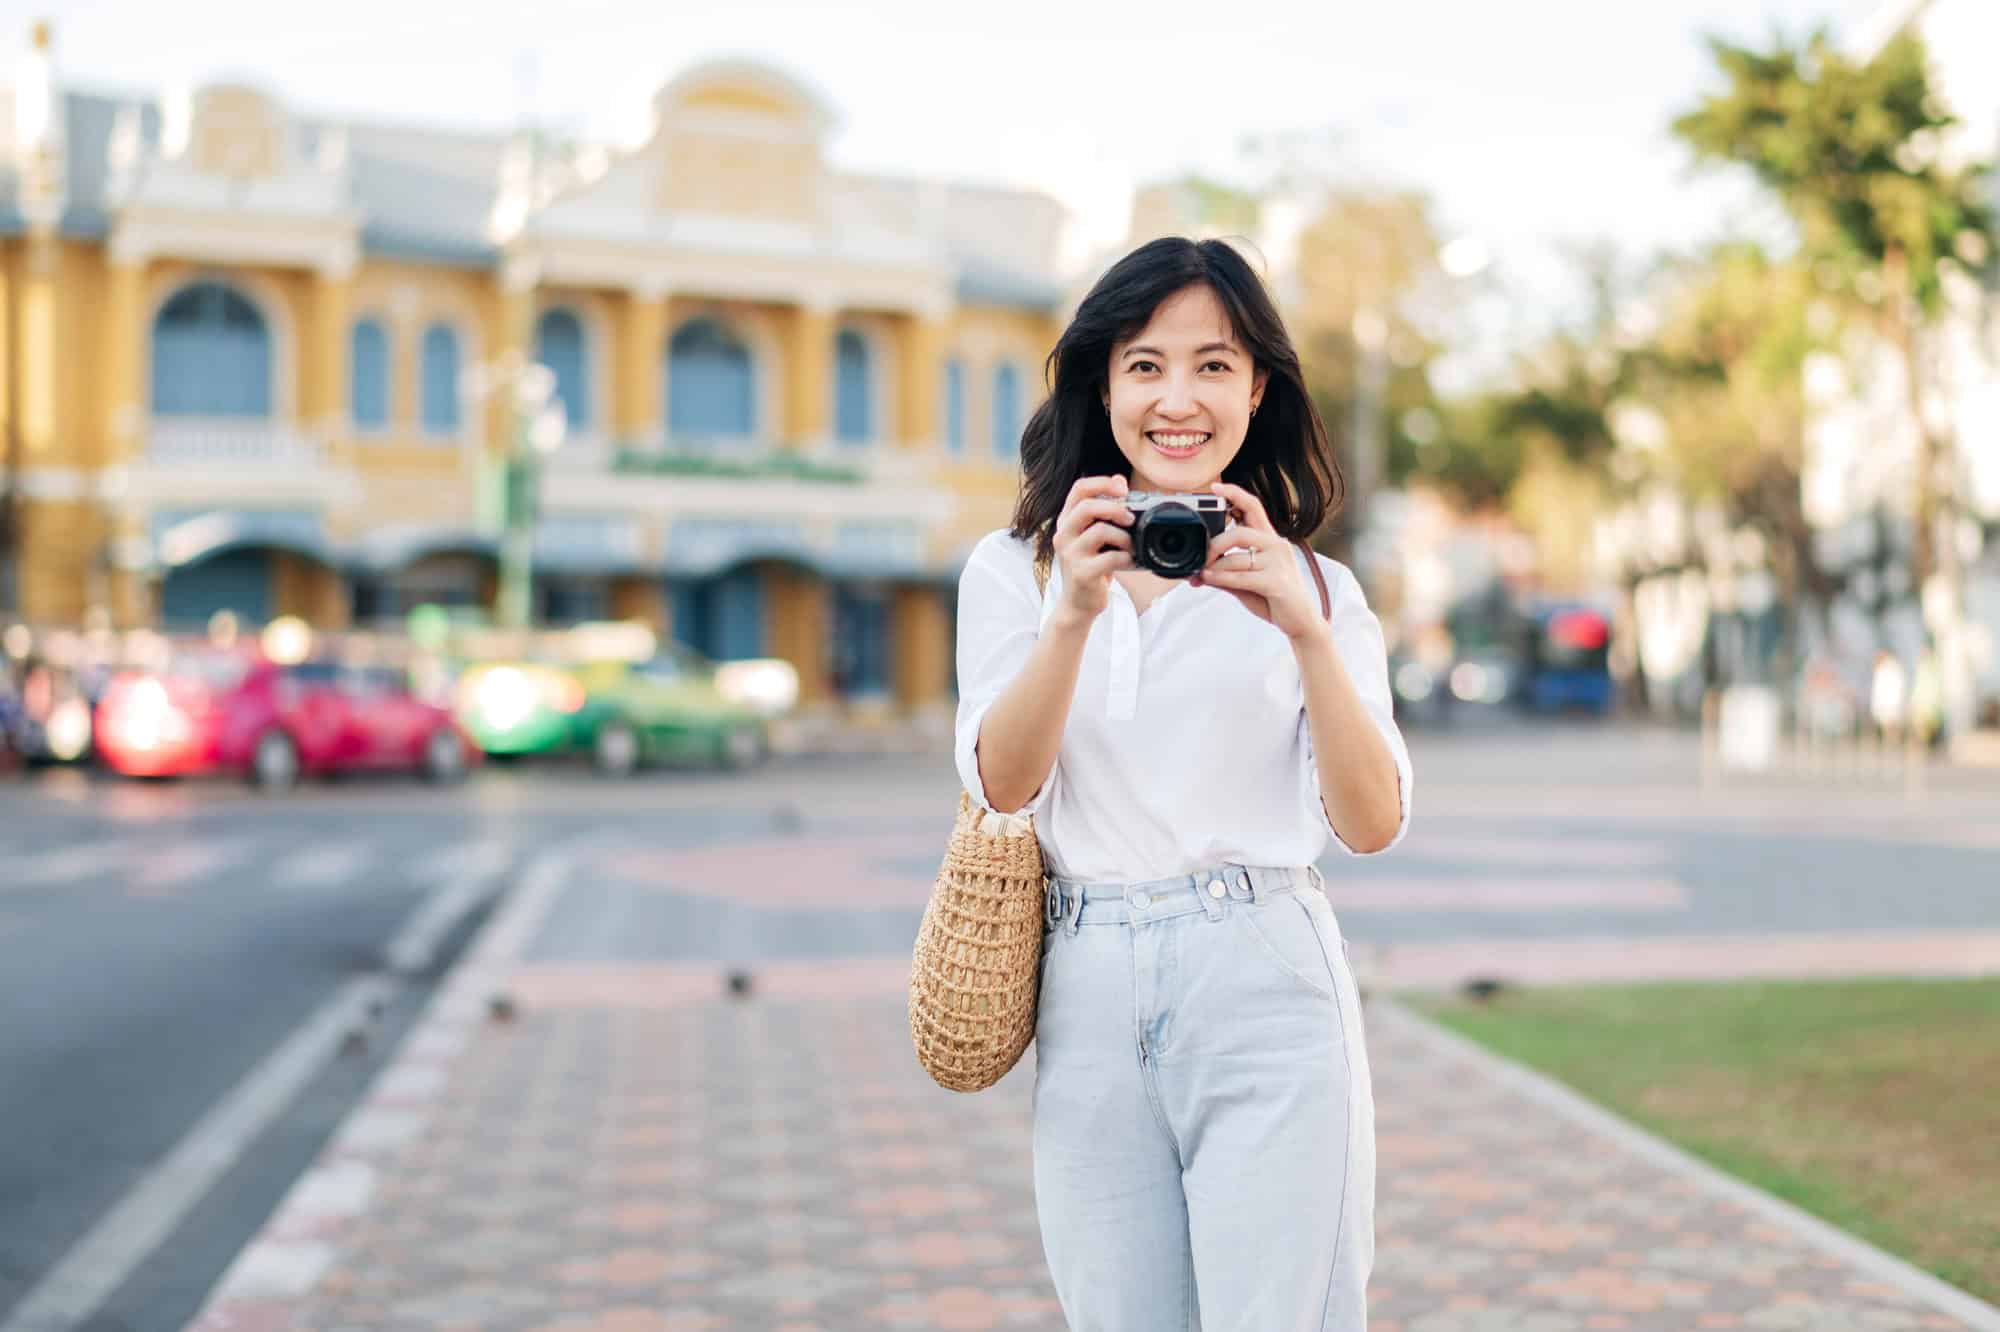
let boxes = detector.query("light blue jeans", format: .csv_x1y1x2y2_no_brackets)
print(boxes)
1033,863,1375,1331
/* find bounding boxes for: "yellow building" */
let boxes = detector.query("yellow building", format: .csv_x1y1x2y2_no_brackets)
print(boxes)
0,33,1067,713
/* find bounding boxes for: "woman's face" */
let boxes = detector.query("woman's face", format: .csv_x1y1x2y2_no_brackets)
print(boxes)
1103,283,1267,496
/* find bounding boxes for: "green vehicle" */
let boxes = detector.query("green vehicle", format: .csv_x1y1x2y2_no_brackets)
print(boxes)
455,645,787,775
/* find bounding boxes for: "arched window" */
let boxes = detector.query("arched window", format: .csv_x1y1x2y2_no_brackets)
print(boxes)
992,362,1023,459
667,317,754,440
942,359,966,453
835,328,872,445
349,318,390,429
150,282,272,418
419,324,461,435
535,308,591,431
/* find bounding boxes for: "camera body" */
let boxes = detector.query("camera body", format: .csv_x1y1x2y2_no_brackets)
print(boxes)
1125,491,1229,579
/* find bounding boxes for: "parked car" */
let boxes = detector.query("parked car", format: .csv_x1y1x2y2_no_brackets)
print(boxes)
456,645,786,775
94,650,474,790
1,657,97,766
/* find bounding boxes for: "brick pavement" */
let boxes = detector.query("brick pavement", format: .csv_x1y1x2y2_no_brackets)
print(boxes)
184,844,2000,1332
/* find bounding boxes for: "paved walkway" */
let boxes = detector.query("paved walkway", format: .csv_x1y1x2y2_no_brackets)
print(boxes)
185,847,2000,1332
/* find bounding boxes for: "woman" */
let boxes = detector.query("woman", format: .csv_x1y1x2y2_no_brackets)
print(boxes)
953,236,1411,1330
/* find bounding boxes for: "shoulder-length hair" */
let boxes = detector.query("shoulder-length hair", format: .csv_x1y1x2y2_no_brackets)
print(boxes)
1010,236,1342,563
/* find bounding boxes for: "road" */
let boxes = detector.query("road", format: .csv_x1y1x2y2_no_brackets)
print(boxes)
1,718,1994,1330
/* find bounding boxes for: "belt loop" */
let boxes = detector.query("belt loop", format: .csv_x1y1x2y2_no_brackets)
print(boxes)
1065,885,1085,936
1044,879,1060,930
1238,866,1262,904
1198,871,1226,922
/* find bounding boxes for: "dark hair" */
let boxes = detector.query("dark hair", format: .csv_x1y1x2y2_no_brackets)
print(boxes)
1010,236,1342,563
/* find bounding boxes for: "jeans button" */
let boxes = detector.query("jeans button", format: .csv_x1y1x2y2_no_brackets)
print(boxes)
1131,891,1151,909
1207,879,1227,899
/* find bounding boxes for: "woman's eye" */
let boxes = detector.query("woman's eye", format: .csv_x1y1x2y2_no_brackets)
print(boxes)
1129,360,1157,374
1203,360,1231,373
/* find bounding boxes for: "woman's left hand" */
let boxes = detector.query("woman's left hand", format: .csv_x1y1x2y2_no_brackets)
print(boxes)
1190,481,1327,643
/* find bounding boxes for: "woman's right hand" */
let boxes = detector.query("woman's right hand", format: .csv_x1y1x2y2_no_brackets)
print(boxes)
1048,474,1133,631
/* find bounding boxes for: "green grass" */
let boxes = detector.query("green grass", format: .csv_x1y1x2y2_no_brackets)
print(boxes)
1415,978,2000,1303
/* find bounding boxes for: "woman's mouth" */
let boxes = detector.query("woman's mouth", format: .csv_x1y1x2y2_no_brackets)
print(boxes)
1147,431,1210,459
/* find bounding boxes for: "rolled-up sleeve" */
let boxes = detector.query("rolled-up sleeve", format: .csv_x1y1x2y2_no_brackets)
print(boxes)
1304,561,1414,856
953,532,1058,815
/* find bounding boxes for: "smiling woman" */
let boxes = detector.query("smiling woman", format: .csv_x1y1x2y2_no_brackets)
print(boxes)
956,236,1412,1330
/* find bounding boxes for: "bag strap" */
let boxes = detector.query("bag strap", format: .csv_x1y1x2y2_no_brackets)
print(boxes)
1296,541,1331,619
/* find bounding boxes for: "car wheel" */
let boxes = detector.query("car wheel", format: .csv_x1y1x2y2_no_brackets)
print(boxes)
717,723,767,771
422,728,468,784
250,729,301,793
593,722,640,777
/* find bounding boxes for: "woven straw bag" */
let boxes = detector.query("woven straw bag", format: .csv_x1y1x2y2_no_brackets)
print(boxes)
908,790,1049,1092
909,552,1052,1094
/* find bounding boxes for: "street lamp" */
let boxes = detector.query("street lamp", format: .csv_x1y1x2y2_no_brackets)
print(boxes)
461,354,567,631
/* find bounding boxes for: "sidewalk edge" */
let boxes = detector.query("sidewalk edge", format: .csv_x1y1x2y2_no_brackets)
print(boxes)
183,835,592,1331
1371,996,2000,1332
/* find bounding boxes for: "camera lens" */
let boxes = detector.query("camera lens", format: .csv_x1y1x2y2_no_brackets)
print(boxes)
1140,507,1206,578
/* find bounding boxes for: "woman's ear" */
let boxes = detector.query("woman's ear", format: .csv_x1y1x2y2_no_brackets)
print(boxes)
1251,367,1269,413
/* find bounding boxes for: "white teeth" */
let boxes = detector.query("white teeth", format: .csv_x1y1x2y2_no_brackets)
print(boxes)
1150,432,1208,449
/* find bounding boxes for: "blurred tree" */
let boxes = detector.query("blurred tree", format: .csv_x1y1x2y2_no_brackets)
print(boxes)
1626,243,1839,644
1672,27,1994,614
1127,175,1263,246
1288,190,1470,552
1469,242,1642,591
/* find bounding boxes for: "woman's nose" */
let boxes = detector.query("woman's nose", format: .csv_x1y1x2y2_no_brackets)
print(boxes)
1156,374,1200,417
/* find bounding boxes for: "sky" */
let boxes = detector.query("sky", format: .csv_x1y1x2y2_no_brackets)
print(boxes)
23,0,1895,365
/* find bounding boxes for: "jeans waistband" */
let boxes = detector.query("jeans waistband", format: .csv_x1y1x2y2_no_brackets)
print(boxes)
1044,863,1323,933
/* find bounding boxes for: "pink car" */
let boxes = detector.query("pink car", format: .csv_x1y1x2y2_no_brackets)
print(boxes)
95,650,474,790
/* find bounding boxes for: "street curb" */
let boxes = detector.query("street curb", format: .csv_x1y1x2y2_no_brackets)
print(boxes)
184,836,589,1331
1372,996,2000,1332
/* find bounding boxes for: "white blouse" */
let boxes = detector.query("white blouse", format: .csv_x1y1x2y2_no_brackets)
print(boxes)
953,529,1413,884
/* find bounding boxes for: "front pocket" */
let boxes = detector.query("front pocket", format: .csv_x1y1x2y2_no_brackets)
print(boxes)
1239,892,1339,1001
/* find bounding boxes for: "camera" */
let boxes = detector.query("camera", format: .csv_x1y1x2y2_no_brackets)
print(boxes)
1125,491,1229,579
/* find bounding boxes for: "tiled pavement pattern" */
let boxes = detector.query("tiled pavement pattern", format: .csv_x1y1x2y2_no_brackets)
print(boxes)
188,944,1993,1330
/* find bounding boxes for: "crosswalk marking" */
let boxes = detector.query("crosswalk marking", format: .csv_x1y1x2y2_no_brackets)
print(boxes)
271,841,375,890
8,841,134,890
411,838,514,884
131,837,256,891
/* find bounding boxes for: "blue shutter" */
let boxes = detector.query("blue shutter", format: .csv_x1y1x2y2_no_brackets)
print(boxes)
943,359,965,453
350,319,390,429
832,586,892,695
419,324,461,434
668,318,755,442
835,329,871,445
151,283,272,418
992,363,1021,459
671,572,765,660
535,308,591,430
714,569,766,660
160,549,274,628
670,581,708,653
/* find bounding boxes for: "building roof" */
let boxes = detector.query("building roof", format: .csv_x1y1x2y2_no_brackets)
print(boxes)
19,80,1069,309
